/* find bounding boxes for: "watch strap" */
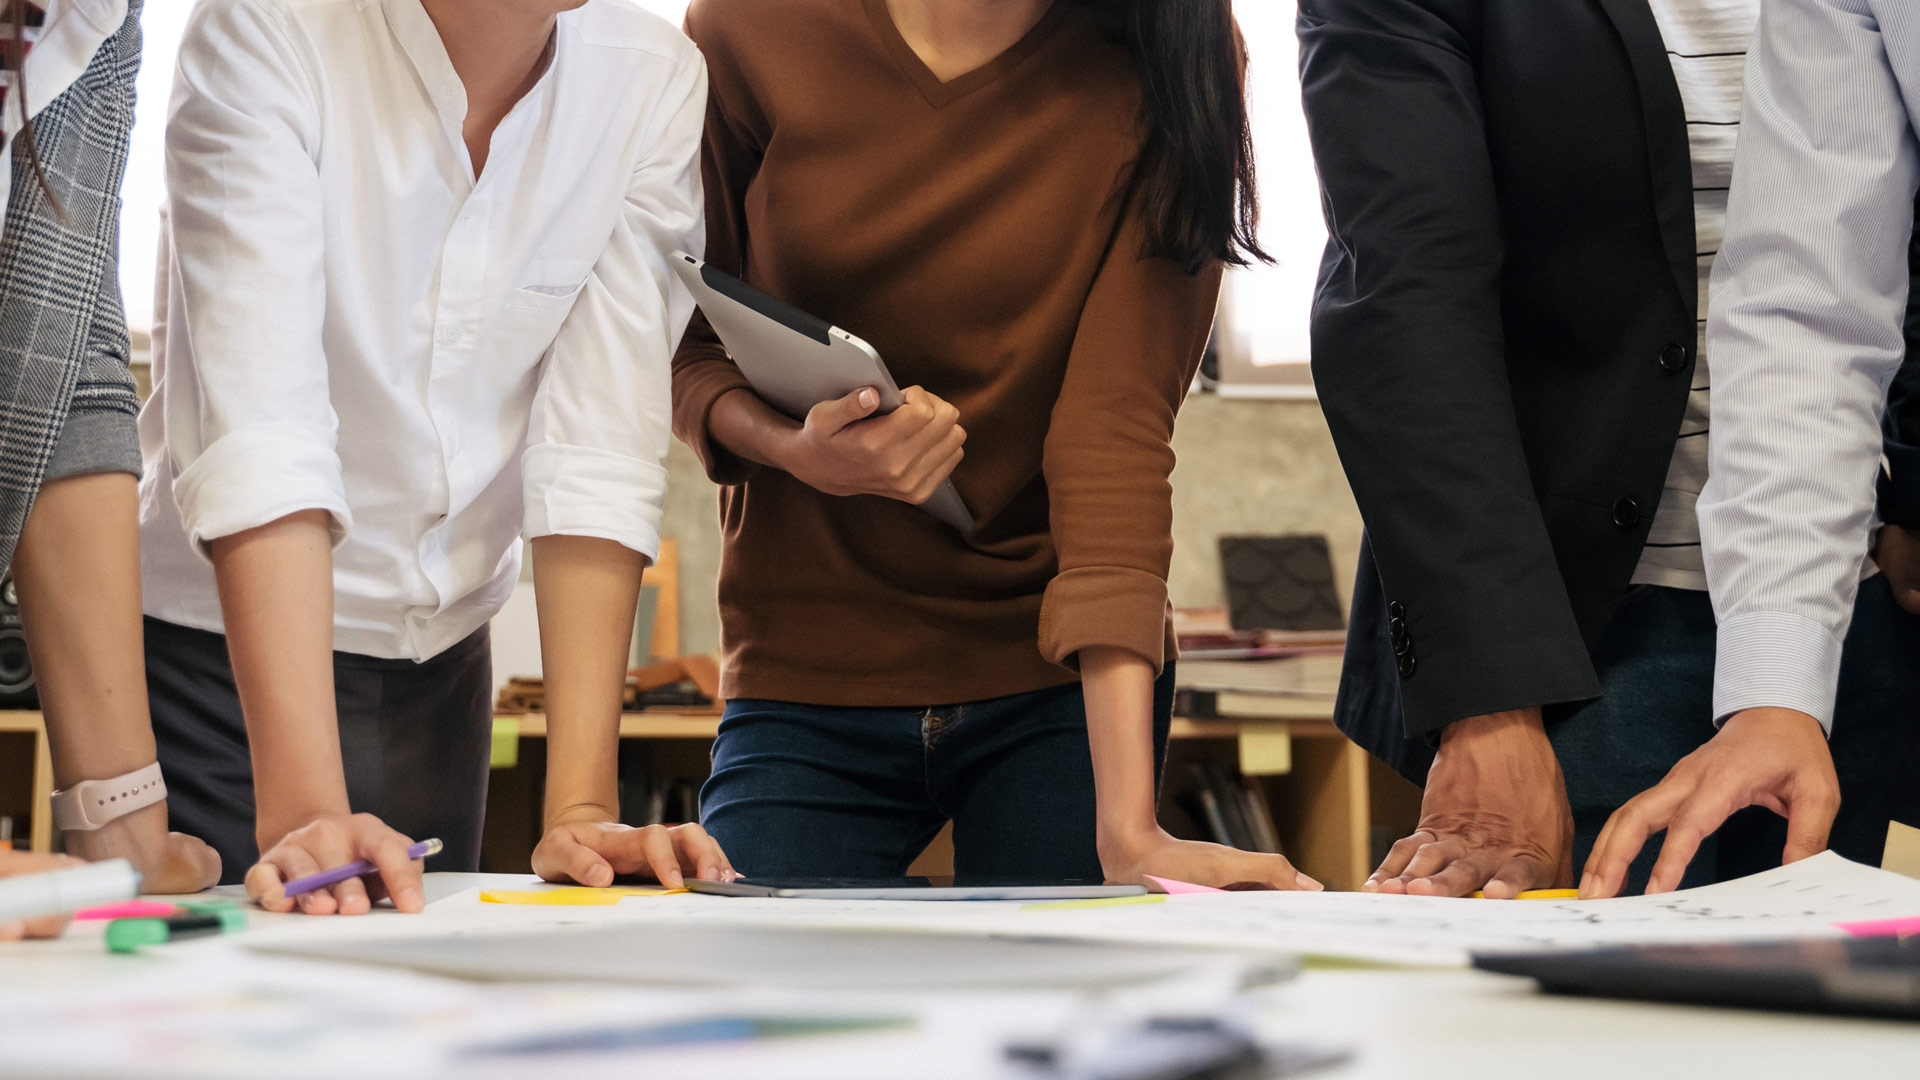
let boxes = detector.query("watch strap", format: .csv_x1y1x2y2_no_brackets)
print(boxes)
51,762,167,831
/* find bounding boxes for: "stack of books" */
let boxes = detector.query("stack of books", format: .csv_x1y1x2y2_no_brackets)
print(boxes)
1174,614,1344,720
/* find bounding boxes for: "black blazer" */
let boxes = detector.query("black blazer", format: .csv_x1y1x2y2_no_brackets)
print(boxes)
1297,0,1920,780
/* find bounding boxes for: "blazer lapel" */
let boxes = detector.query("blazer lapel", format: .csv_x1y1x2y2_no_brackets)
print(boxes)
1592,0,1697,318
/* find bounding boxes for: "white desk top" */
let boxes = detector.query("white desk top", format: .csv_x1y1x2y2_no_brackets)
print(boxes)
4,872,1916,1079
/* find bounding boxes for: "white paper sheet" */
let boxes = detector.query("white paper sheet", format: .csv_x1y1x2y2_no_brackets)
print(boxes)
249,851,1920,970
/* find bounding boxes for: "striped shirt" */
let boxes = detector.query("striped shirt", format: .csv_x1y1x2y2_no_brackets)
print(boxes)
1633,0,1761,590
1702,0,1920,730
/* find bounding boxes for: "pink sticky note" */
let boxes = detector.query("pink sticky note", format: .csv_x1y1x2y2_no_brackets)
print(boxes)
74,901,181,921
1838,916,1920,938
1143,875,1225,895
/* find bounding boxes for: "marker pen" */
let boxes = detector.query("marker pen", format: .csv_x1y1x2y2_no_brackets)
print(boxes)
0,859,140,922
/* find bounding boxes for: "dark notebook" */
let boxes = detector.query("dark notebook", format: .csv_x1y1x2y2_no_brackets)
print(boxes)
1218,535,1344,632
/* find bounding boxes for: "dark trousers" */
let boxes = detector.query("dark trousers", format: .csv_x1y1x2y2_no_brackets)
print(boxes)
147,617,495,885
1549,578,1920,893
700,668,1177,881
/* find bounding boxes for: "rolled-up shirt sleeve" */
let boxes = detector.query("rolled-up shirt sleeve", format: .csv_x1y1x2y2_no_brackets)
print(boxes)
162,0,348,554
1038,198,1221,672
521,50,707,560
1700,0,1920,731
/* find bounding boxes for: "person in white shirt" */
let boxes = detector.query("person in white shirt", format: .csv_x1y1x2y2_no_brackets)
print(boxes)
140,0,732,914
1586,0,1920,888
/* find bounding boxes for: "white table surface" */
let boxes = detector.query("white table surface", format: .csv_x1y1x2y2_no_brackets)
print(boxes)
5,872,1918,1079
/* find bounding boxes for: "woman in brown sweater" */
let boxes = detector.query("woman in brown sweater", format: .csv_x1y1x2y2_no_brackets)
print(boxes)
672,0,1316,889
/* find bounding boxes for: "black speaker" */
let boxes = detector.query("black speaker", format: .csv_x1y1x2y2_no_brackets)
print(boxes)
0,576,37,709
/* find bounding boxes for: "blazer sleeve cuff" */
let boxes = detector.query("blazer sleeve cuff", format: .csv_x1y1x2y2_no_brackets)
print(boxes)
171,421,351,559
521,442,667,563
672,355,761,487
1712,610,1843,735
1039,565,1171,673
1396,635,1602,741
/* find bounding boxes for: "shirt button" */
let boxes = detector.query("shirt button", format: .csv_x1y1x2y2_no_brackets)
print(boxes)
1659,342,1690,372
1612,497,1641,530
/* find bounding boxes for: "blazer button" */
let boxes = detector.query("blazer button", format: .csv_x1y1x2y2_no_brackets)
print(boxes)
1397,653,1418,679
1388,601,1406,621
1612,497,1641,530
1659,342,1690,372
1390,618,1410,656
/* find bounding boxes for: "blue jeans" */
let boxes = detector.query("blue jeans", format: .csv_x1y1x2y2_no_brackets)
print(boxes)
700,668,1176,880
1549,578,1920,893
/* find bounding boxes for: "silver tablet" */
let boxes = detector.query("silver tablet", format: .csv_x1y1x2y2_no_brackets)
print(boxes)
683,876,1149,901
670,251,975,534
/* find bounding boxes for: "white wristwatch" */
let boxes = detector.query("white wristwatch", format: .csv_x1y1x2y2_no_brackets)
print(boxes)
50,762,167,831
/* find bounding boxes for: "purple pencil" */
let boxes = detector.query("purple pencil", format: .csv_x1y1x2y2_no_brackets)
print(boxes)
280,838,443,898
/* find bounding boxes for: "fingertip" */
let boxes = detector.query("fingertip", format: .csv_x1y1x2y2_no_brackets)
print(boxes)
661,867,685,889
1295,871,1323,891
396,887,425,913
858,387,878,410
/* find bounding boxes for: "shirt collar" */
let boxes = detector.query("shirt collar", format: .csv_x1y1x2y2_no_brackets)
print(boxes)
381,0,468,146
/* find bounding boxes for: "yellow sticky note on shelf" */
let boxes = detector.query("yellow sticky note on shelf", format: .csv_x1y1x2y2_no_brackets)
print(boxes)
479,886,686,906
1238,723,1292,776
490,716,520,770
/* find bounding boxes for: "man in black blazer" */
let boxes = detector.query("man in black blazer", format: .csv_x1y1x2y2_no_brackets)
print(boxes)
1297,0,1920,897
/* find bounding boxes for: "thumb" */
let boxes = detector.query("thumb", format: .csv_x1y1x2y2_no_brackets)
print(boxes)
809,386,881,435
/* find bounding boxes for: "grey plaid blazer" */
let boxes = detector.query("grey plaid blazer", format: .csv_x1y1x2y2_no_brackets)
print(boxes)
0,0,142,573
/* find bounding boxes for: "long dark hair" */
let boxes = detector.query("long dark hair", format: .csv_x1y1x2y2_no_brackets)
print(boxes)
1095,0,1267,274
3,0,59,214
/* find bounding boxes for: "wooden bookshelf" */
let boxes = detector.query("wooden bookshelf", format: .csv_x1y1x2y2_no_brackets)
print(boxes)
0,711,54,854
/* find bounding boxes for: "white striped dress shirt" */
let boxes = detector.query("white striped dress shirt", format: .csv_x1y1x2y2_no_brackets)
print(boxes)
1701,0,1920,730
1635,0,1759,591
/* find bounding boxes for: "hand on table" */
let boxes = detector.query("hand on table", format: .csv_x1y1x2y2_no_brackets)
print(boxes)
247,811,426,916
0,851,84,940
1874,523,1920,614
532,816,733,889
62,802,220,895
1368,708,1573,898
783,385,966,505
1100,826,1323,891
1580,707,1838,898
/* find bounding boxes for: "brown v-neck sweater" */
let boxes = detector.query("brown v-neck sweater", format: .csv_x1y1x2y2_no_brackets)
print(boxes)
675,0,1223,706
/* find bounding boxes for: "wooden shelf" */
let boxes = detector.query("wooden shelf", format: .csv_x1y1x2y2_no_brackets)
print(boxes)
0,711,53,854
495,710,1344,743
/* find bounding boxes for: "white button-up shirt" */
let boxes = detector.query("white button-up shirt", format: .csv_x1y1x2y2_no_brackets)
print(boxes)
1701,0,1920,729
138,0,705,661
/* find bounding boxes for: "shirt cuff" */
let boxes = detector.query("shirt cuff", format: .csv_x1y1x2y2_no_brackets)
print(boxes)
1039,565,1171,673
671,356,760,487
1712,609,1845,735
521,442,667,561
171,421,351,558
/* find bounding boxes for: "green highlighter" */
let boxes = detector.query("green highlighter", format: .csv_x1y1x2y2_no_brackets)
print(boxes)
105,900,247,953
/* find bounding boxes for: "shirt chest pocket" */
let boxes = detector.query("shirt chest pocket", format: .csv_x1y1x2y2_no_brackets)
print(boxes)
504,256,595,315
495,257,596,359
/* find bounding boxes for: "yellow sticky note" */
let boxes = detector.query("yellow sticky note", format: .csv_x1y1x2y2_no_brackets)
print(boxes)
1884,821,1920,881
479,886,685,906
489,716,520,770
1238,723,1292,776
1020,894,1167,912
